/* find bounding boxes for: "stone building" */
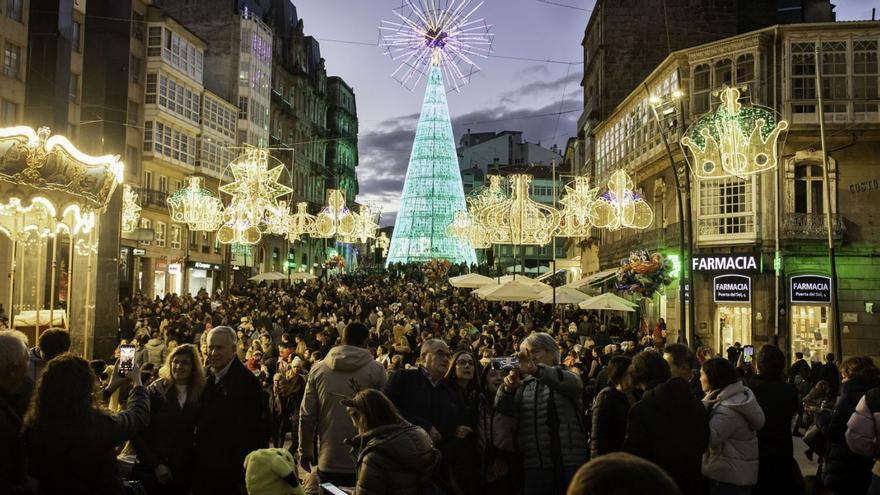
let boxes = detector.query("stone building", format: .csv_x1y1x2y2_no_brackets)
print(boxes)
579,20,880,360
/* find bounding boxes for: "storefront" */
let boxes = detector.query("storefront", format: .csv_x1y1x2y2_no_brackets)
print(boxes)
692,253,760,353
154,259,168,298
187,261,222,296
168,262,183,296
789,274,832,361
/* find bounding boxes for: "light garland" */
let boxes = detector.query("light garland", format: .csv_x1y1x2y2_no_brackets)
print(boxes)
287,202,316,241
313,189,356,239
591,170,654,231
446,209,492,249
346,204,380,244
482,174,561,246
166,176,224,232
557,176,599,237
121,185,141,233
681,86,788,180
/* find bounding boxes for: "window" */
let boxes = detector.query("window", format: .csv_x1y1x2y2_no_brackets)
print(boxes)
238,97,249,120
131,11,145,42
125,145,140,177
143,120,153,152
72,21,82,53
3,42,21,79
1,99,16,125
68,74,80,101
735,54,755,92
713,59,733,93
147,26,162,57
139,218,152,245
821,41,848,100
130,56,142,84
698,176,755,238
6,0,22,22
158,176,168,195
170,226,181,249
692,64,710,115
150,121,197,165
127,100,139,126
155,221,166,248
795,165,825,215
854,40,879,118
143,170,153,191
791,42,816,100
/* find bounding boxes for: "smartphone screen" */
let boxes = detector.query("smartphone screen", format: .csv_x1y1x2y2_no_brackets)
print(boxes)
320,483,350,495
743,346,754,363
120,344,136,375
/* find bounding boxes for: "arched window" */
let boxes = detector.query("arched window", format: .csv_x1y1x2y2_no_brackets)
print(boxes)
692,64,710,114
795,165,824,214
735,54,755,93
714,59,733,92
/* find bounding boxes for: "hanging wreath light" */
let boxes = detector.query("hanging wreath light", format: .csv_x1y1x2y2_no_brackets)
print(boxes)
557,176,599,237
166,176,224,232
591,169,653,231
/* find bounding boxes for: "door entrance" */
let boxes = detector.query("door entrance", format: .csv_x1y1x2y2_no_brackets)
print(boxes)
716,305,752,354
791,304,830,362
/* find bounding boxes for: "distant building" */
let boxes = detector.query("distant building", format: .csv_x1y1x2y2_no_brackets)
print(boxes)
457,130,563,174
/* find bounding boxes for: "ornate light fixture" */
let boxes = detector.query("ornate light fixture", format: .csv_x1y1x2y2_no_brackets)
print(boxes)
557,176,599,237
346,204,380,244
121,184,141,234
376,231,390,254
287,202,316,241
313,189,356,239
216,147,293,245
166,176,224,232
591,170,654,231
447,210,491,249
482,174,561,246
681,86,789,180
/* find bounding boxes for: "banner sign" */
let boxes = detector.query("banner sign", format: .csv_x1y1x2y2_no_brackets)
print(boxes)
713,274,751,303
790,275,832,304
188,261,222,271
693,254,760,273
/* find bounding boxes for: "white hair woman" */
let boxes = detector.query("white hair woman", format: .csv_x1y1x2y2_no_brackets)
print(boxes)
496,332,587,495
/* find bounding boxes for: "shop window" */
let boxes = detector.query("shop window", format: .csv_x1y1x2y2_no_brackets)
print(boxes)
794,164,825,215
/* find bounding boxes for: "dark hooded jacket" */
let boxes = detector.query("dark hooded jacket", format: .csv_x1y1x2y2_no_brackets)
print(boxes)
347,422,441,495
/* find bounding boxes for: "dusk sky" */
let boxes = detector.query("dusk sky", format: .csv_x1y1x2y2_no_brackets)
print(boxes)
294,0,874,225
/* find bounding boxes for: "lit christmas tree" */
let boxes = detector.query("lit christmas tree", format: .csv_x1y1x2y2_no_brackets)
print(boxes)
379,0,492,266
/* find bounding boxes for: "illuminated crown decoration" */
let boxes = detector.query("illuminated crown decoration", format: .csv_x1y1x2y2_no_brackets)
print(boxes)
287,202,316,241
557,176,599,237
166,176,225,232
0,126,123,210
314,189,356,239
216,147,293,245
591,170,653,231
680,86,788,180
446,209,491,249
482,174,561,246
121,185,141,234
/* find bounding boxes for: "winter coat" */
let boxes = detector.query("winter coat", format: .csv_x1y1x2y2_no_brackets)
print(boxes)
822,375,880,493
244,448,304,495
590,386,630,458
347,422,440,495
702,381,765,487
495,364,588,471
748,375,800,495
624,377,709,495
25,385,150,495
384,367,467,448
26,347,45,382
143,338,167,367
846,387,880,476
0,389,27,494
299,345,387,474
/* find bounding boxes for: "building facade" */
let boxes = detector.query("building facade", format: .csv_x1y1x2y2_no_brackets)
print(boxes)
578,21,880,361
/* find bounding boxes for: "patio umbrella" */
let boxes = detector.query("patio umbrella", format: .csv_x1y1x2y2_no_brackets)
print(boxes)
538,286,591,305
449,273,497,288
289,272,317,281
578,292,637,312
496,275,551,291
249,272,287,282
481,279,545,302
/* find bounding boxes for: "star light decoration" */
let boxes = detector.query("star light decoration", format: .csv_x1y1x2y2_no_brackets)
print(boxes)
216,148,292,245
680,86,789,180
482,174,561,246
345,204,381,244
313,189,356,239
379,0,494,92
121,185,141,234
166,177,225,232
591,170,654,231
557,176,599,237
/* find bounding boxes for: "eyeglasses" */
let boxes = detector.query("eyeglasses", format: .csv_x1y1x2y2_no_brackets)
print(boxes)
455,360,474,368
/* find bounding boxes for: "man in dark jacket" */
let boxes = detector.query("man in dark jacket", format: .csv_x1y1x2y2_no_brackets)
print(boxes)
26,327,70,383
0,330,31,494
193,326,268,495
821,353,841,397
624,350,708,495
790,352,810,385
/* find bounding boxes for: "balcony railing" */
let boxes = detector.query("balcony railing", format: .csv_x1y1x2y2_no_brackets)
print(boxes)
140,188,169,209
782,213,845,240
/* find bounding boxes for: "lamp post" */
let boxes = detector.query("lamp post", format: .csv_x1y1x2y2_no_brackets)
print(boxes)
646,84,695,348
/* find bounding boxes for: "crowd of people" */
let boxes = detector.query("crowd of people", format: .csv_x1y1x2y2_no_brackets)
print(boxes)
0,265,878,495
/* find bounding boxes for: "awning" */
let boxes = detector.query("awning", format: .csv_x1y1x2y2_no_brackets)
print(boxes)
565,267,618,289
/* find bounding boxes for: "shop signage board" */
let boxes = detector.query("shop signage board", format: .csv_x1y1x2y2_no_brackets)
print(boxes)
168,263,181,275
132,248,146,256
189,261,222,271
713,274,751,303
790,275,832,304
692,254,760,273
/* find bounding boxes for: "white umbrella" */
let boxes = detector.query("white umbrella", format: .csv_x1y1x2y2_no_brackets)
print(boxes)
578,292,637,312
481,279,545,302
565,267,618,289
449,273,497,288
249,272,287,282
538,286,591,305
289,272,316,281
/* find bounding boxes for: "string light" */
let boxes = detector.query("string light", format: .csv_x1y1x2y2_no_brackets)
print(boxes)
313,189,356,239
121,185,141,233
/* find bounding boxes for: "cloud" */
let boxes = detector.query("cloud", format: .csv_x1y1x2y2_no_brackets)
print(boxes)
499,70,582,103
514,64,552,78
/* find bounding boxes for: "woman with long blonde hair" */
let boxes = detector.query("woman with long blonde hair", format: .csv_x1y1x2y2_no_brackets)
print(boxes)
131,344,205,494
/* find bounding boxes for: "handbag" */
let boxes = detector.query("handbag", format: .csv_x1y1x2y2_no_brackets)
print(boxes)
803,424,827,456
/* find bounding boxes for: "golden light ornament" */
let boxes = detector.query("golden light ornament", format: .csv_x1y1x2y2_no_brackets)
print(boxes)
347,204,380,244
467,175,507,233
446,210,491,249
557,176,599,237
264,201,293,236
680,86,789,180
166,176,224,232
287,202,316,241
216,147,293,245
121,185,141,234
482,174,561,246
591,170,654,231
313,189,356,239
376,231,390,254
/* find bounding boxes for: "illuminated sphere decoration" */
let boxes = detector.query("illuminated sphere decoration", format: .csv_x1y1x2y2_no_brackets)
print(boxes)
591,170,653,231
314,189,357,239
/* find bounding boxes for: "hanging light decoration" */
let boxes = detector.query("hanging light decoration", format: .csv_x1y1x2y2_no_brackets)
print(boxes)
346,204,380,244
467,175,507,238
166,176,225,232
376,231,390,254
121,185,141,234
591,169,654,231
557,176,599,237
680,86,789,180
264,201,293,236
216,147,293,245
446,209,491,249
287,202,317,241
313,189,356,239
482,174,561,246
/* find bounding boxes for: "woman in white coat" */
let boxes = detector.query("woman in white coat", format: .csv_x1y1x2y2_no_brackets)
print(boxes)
700,357,766,495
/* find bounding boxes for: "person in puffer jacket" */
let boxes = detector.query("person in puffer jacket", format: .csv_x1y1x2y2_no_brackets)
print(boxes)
700,357,765,495
142,331,167,367
496,332,588,495
846,387,880,495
